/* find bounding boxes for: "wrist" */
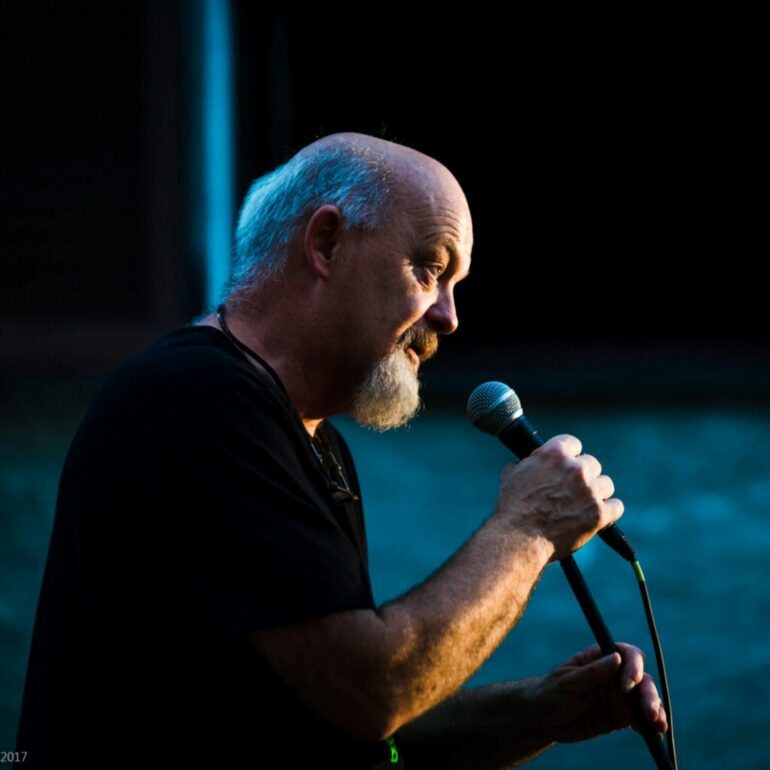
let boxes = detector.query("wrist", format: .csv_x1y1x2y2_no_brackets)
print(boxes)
512,676,547,726
504,678,559,762
486,513,555,566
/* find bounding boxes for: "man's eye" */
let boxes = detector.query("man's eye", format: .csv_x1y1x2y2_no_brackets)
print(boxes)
426,263,446,278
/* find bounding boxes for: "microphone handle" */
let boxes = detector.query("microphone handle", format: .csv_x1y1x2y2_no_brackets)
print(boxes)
498,417,673,770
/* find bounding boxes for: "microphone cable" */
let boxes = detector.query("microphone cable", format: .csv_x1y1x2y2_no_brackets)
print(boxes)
627,549,678,769
468,382,678,770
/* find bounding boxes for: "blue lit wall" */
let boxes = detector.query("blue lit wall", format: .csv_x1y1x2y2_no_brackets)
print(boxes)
188,0,235,312
202,0,234,309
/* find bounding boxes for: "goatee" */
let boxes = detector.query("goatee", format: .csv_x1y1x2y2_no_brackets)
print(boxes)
348,326,439,431
348,348,423,431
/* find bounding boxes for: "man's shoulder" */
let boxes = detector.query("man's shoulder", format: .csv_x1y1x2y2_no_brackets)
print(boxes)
109,325,274,395
84,326,290,434
119,325,249,382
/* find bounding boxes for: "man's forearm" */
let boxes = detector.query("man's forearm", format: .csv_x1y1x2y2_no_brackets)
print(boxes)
249,514,553,743
394,679,555,770
375,516,553,734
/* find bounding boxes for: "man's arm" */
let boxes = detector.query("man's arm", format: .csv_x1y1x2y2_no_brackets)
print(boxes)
395,678,555,770
395,643,669,770
249,434,624,743
251,515,553,741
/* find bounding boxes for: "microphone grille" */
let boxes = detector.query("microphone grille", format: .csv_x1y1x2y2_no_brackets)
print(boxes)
466,382,523,435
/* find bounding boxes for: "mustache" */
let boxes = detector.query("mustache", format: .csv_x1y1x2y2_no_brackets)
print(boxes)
399,326,439,362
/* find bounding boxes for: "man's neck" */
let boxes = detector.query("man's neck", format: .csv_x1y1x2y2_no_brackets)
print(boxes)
195,310,324,438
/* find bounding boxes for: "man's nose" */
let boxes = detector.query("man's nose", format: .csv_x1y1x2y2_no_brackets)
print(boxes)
425,286,459,335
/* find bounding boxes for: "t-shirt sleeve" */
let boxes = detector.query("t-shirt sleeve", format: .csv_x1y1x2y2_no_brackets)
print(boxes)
159,377,374,635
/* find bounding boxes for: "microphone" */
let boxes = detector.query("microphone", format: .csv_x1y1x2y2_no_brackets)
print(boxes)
467,381,635,562
468,382,676,770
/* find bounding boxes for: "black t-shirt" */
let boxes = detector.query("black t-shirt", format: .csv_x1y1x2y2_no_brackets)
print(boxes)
16,326,404,769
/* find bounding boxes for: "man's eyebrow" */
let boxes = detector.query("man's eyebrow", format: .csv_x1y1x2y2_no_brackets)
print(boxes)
430,236,471,281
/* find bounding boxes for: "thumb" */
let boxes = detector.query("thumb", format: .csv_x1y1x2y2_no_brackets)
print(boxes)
562,652,622,692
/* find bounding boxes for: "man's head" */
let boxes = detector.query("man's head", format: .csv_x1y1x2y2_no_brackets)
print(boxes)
227,132,473,430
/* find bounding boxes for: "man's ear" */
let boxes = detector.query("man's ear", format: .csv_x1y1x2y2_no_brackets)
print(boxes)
304,205,344,280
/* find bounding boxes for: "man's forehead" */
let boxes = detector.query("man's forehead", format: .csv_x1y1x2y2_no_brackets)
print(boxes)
377,144,474,276
404,185,472,247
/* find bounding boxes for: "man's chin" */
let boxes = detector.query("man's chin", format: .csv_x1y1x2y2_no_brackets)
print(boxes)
347,350,423,431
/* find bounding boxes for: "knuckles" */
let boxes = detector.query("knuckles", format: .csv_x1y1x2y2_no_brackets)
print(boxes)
566,462,588,484
535,441,570,463
586,500,604,528
499,436,623,531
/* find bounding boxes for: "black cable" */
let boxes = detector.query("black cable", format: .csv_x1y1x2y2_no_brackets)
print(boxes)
632,559,678,769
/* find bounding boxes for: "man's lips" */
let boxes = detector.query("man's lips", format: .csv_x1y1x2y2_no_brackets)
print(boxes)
400,327,439,363
406,347,420,365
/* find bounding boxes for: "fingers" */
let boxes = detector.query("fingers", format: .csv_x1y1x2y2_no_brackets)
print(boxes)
540,433,582,458
538,436,622,525
637,673,668,732
577,454,602,480
502,433,625,558
561,651,623,692
587,652,623,682
538,437,601,479
603,497,625,525
616,642,645,693
554,643,669,740
562,642,604,667
615,643,669,734
595,474,614,500
596,475,624,527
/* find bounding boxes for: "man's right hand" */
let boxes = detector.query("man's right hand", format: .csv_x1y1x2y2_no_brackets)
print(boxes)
492,433,624,562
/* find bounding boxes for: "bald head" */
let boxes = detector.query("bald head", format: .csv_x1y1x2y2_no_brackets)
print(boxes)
298,131,453,184
224,132,472,304
299,132,471,233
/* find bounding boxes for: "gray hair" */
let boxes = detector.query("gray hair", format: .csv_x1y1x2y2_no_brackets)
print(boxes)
223,140,396,301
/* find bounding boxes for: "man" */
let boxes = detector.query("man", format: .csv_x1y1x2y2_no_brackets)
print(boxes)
17,132,666,769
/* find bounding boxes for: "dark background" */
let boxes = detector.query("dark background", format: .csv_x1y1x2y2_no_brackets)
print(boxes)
2,4,769,767
2,1,766,402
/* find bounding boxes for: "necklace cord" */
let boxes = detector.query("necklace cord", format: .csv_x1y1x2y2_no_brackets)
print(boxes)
215,304,358,504
216,304,288,397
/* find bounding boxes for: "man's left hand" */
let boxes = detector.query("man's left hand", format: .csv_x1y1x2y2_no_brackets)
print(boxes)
525,642,668,744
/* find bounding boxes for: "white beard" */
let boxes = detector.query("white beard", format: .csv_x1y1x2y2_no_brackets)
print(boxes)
348,348,423,431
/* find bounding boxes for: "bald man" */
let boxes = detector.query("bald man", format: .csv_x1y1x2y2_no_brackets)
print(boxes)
17,133,666,769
